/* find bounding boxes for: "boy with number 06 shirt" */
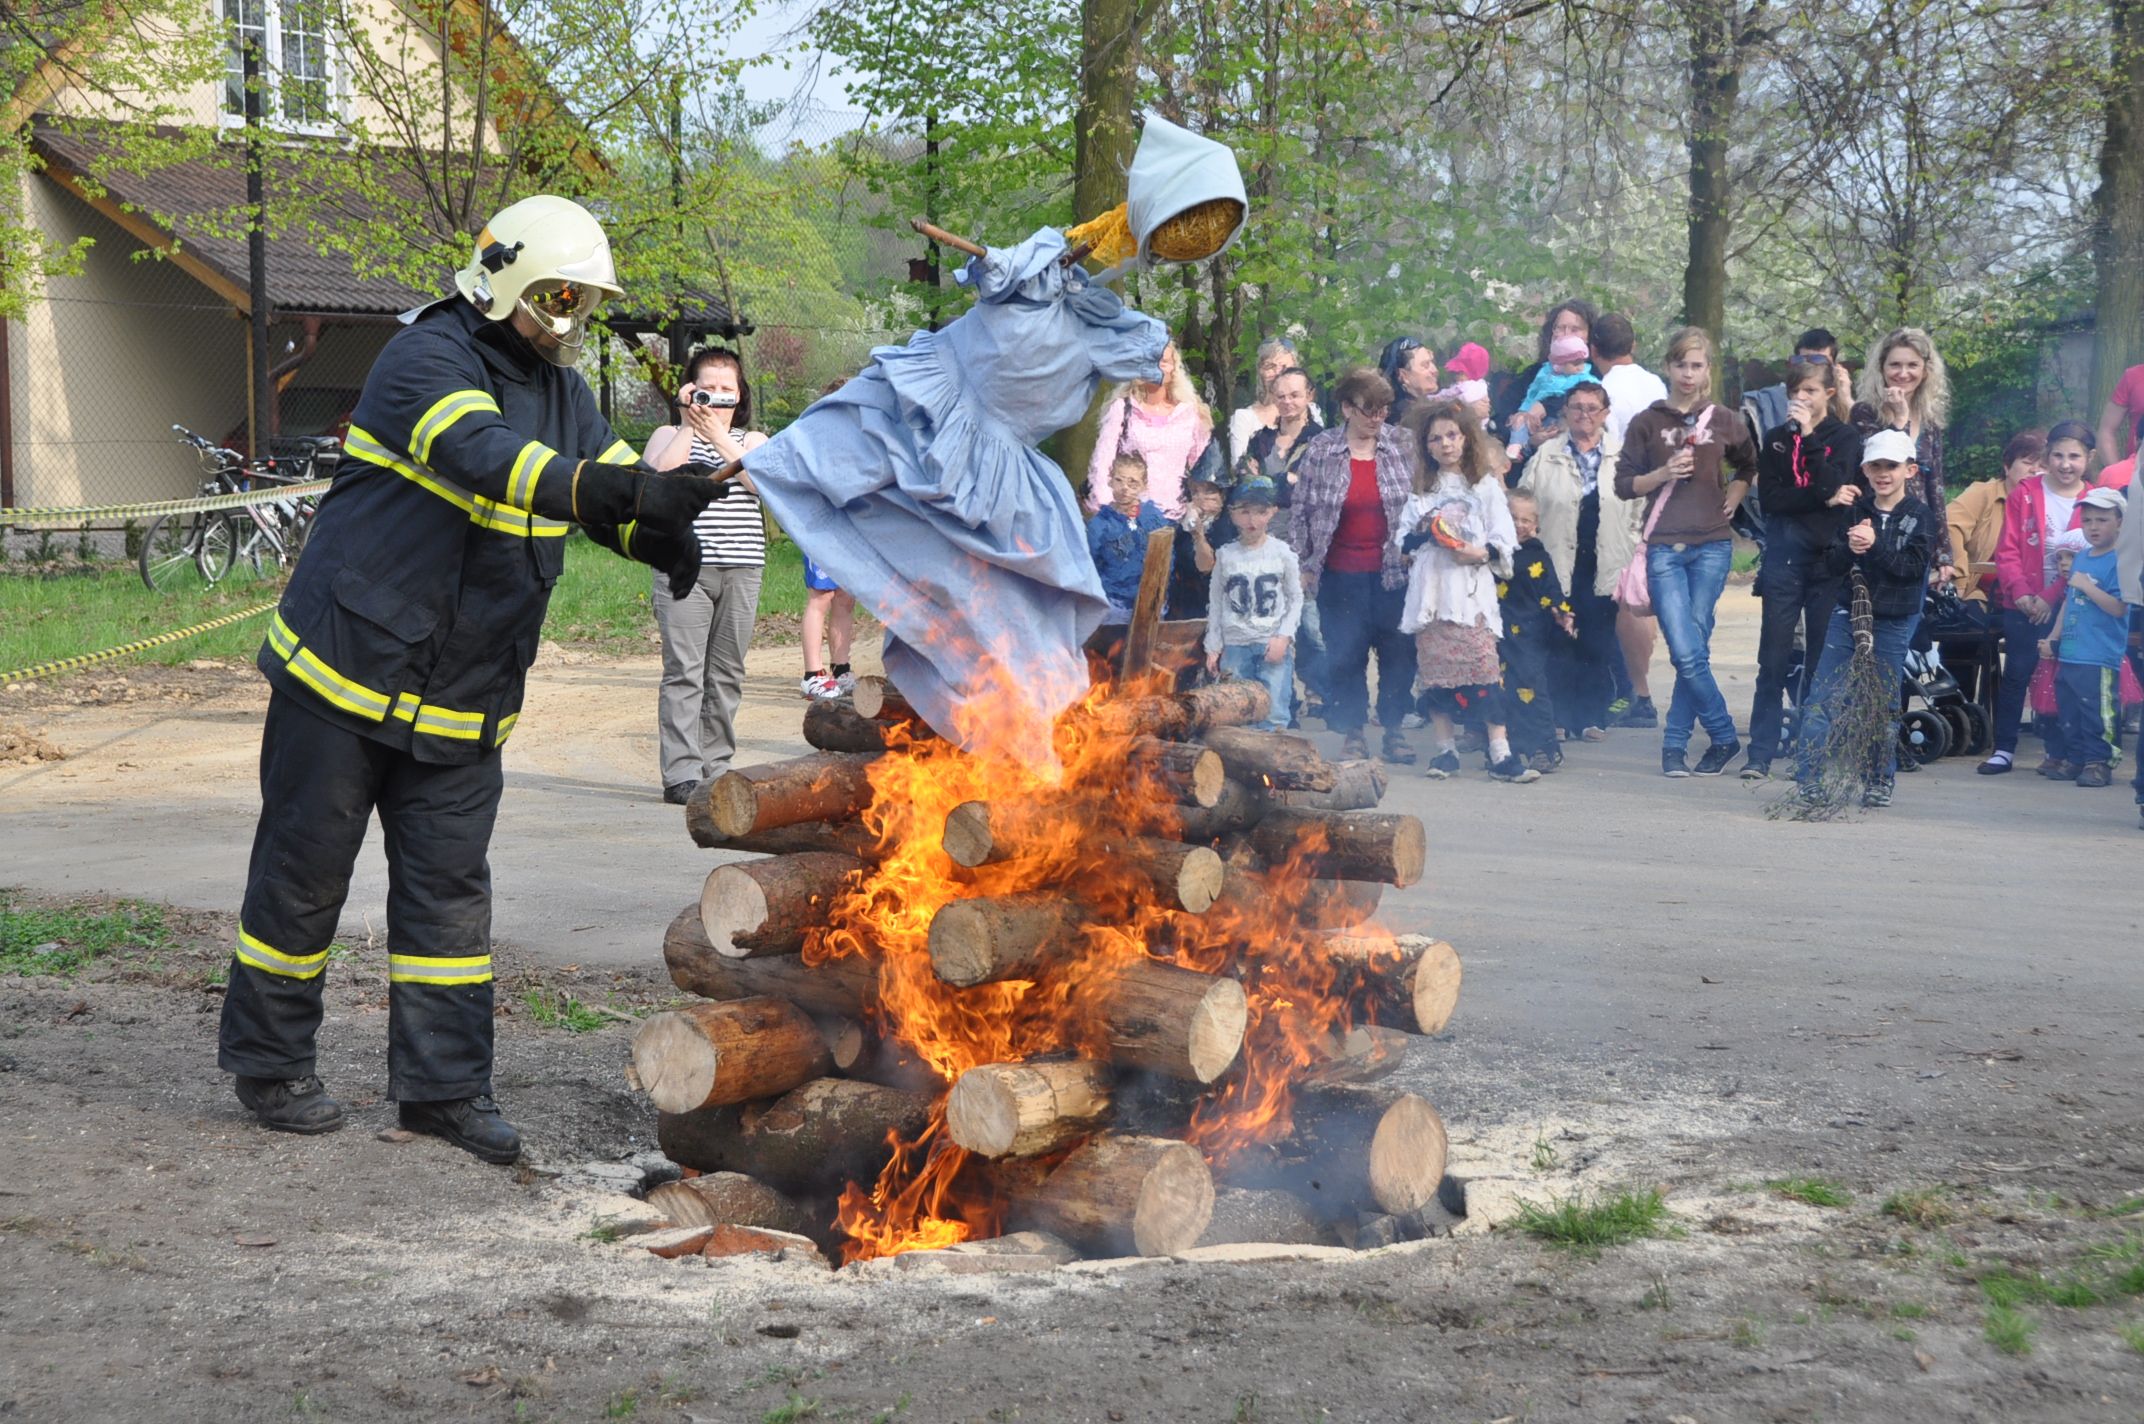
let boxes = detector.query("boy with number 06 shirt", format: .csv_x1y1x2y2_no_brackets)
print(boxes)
1204,477,1302,731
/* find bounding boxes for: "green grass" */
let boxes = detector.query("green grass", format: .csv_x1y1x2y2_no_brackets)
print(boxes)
0,890,170,975
521,987,613,1034
763,1394,821,1423
1512,1188,1672,1251
2088,1196,2144,1219
1767,1177,1852,1208
1983,1303,2036,1356
2118,1321,2144,1354
0,533,812,678
1881,1187,1958,1228
1890,1300,1931,1319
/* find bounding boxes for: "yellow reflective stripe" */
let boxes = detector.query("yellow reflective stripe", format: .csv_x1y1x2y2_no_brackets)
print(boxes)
410,389,501,464
267,612,299,658
285,646,391,720
388,953,492,986
506,441,555,511
236,927,329,979
495,712,519,746
619,519,638,556
599,438,636,464
390,691,483,740
346,426,567,538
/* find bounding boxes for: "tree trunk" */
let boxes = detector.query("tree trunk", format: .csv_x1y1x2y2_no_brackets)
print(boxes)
946,1059,1114,1158
2096,0,2144,412
1324,933,1462,1035
699,852,865,958
1008,1133,1214,1257
1075,0,1143,226
1247,809,1425,888
1682,0,1739,347
628,997,833,1112
1220,1085,1448,1219
656,1078,938,1193
645,1172,827,1242
664,905,877,1016
694,752,878,840
1199,727,1338,792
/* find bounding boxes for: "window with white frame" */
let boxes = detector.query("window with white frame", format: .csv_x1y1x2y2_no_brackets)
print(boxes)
222,0,340,131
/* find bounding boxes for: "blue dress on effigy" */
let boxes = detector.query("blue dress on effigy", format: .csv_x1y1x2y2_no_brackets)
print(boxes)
741,228,1167,765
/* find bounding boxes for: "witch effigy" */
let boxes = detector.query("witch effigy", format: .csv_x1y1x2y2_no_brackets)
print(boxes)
735,115,1248,768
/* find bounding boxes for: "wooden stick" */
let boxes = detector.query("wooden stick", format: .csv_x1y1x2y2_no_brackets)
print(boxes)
1007,1133,1214,1257
1119,527,1178,682
664,905,876,1016
946,1059,1113,1158
628,997,832,1112
907,216,1093,268
695,751,878,840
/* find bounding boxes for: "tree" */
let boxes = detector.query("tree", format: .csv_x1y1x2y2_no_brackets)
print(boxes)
2094,0,2144,408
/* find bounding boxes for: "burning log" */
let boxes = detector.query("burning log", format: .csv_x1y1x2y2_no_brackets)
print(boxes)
928,892,1084,988
1307,878,1384,930
1198,727,1338,792
1274,759,1387,812
695,752,878,840
1169,776,1265,841
815,1015,945,1093
657,1078,937,1194
1196,1187,1336,1247
1223,1085,1448,1219
664,906,875,1017
700,852,866,958
687,820,881,856
939,808,1224,914
629,998,833,1112
1208,869,1383,930
946,1059,1113,1158
1089,959,1247,1083
1298,1024,1413,1087
645,1171,827,1242
802,699,892,754
851,675,923,727
1008,1133,1215,1257
1248,809,1426,889
1086,680,1271,740
1325,934,1462,1035
1122,736,1226,808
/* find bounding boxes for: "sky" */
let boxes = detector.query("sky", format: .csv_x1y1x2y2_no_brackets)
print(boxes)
724,1,857,119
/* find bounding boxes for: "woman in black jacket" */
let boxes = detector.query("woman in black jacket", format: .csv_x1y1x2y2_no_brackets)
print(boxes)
1743,358,1865,779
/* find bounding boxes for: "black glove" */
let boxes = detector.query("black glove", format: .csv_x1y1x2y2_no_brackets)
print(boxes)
543,460,724,530
585,519,702,599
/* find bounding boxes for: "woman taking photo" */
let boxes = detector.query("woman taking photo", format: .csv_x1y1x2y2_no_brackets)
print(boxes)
1229,338,1299,463
1982,419,2100,775
643,347,769,805
1613,327,1759,778
1288,368,1418,762
1853,327,1955,584
1393,401,1539,783
1087,340,1213,519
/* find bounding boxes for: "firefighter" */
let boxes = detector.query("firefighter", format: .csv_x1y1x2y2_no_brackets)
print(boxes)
217,195,720,1163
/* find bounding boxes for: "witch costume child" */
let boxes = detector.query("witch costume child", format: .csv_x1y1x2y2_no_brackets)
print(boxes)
732,115,1247,769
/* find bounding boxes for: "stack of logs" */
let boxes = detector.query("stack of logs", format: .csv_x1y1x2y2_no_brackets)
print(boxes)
626,675,1461,1263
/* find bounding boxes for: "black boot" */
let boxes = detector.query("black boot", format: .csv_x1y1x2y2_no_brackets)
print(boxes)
399,1095,521,1165
234,1074,345,1135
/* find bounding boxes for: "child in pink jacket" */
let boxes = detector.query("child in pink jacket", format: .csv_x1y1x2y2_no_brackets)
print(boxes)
1984,419,2099,773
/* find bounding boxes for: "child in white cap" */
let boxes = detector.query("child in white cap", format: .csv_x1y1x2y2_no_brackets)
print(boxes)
2037,484,2129,787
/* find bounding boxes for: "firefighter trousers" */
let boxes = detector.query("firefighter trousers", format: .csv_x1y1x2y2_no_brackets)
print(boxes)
218,691,503,1101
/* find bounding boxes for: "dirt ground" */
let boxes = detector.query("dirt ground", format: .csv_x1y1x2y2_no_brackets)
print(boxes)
5,600,2144,1422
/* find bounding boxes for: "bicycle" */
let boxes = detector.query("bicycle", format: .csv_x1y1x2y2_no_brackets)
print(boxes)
138,427,325,592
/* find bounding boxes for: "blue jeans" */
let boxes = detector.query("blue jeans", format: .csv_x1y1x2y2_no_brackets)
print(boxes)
1646,540,1737,753
1219,642,1295,732
1796,605,1919,785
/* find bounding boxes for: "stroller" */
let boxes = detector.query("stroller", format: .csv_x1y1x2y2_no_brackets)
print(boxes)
1897,584,1995,769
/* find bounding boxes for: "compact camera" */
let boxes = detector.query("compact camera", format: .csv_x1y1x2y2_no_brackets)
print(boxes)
689,390,739,408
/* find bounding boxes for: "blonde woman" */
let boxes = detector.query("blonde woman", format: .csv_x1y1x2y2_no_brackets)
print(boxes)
1853,327,1955,583
1086,341,1213,520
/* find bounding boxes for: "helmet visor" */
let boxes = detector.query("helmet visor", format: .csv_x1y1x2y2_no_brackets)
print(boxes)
516,280,604,367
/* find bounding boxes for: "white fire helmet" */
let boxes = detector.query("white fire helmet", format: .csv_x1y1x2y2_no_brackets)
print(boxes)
454,195,624,367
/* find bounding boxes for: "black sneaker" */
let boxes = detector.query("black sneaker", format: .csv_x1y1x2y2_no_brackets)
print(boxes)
399,1095,522,1165
1861,780,1894,808
1662,750,1691,778
235,1074,345,1135
1381,731,1417,765
1424,750,1461,780
1528,750,1562,774
1738,755,1770,781
1692,741,1741,777
662,780,697,806
1616,696,1659,728
1490,754,1541,784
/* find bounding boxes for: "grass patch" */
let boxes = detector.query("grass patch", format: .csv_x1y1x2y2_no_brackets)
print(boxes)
1983,1303,2036,1356
1881,1187,1957,1228
521,987,613,1034
1513,1188,1671,1251
1889,1300,1931,1319
2089,1195,2144,1220
1730,1317,1764,1349
2119,1322,2144,1354
0,891,170,976
1766,1177,1851,1208
762,1394,820,1423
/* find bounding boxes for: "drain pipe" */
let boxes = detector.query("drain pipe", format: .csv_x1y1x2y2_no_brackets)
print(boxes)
264,316,324,438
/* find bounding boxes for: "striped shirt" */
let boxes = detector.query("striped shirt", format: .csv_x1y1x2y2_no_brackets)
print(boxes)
688,433,766,566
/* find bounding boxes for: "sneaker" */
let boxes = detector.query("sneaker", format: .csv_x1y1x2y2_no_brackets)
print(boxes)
1795,782,1826,810
2077,762,2113,788
1579,726,1608,742
1976,752,2014,775
1615,696,1659,729
399,1095,522,1165
1489,754,1541,783
800,672,840,700
2034,756,2069,778
234,1074,345,1135
2041,759,2079,782
1381,731,1417,765
1692,741,1741,776
1662,750,1691,778
1528,750,1562,774
834,670,857,695
1341,731,1371,760
1401,712,1428,730
1861,780,1894,808
1606,696,1632,719
1423,750,1461,780
1738,755,1770,781
662,780,698,806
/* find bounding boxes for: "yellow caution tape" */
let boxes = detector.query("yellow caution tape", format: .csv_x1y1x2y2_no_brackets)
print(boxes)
0,601,279,684
0,480,331,529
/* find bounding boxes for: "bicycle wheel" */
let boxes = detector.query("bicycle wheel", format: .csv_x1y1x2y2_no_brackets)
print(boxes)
195,513,237,586
139,512,208,592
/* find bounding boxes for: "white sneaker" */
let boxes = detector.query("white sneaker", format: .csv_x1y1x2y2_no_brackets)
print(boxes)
834,670,856,695
800,673,839,700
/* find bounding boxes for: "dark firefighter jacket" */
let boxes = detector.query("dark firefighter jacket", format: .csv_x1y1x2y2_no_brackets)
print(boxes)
257,298,635,764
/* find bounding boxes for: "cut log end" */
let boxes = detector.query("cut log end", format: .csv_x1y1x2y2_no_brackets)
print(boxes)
629,998,831,1113
946,1060,1112,1158
1186,974,1250,1084
700,868,770,959
941,801,995,870
630,1012,719,1115
1171,843,1225,914
1367,1095,1449,1216
1409,939,1462,1035
1133,1142,1216,1256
